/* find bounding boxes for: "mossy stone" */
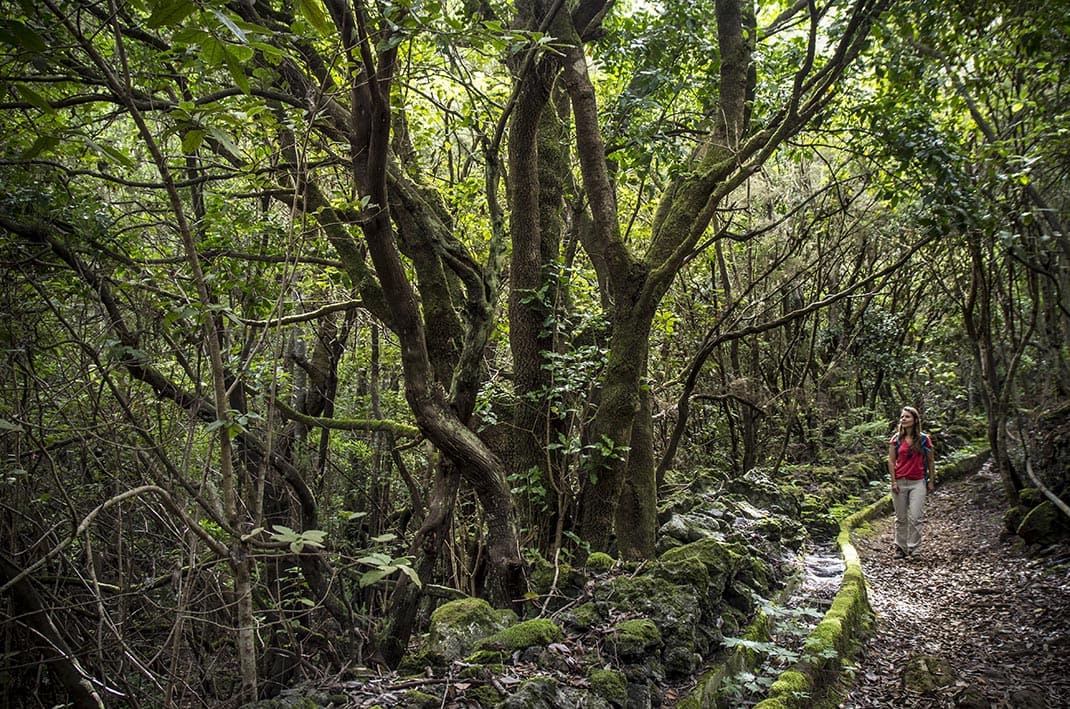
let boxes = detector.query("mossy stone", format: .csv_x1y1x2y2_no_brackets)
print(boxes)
478,617,562,652
465,684,502,706
659,536,742,597
588,668,627,705
755,669,813,708
465,648,507,665
566,601,601,630
426,597,512,661
608,618,662,658
496,678,559,708
902,654,954,693
397,648,445,675
1019,487,1043,508
655,554,710,590
585,551,616,572
400,689,440,709
1017,500,1067,545
1003,505,1027,534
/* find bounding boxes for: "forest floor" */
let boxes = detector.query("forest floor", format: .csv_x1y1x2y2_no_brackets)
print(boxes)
841,462,1070,708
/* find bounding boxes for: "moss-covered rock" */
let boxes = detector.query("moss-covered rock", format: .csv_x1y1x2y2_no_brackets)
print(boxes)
725,467,803,517
562,600,602,631
607,618,662,659
1018,487,1044,509
478,618,563,652
658,512,726,547
654,554,711,595
754,669,813,708
585,551,616,572
496,678,612,709
1017,500,1068,545
425,597,513,662
902,654,955,693
659,537,742,600
465,684,502,707
1003,505,1027,534
596,573,705,657
399,689,440,709
529,554,586,607
588,668,627,705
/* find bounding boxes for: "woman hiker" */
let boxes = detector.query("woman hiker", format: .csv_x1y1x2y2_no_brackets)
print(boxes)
888,406,936,559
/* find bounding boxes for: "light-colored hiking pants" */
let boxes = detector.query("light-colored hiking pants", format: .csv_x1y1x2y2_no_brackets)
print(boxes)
893,477,927,554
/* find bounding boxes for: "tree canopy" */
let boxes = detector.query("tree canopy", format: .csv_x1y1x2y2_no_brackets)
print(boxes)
1,0,1066,703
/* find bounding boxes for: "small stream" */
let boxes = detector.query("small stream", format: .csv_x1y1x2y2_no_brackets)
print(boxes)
723,542,846,703
794,542,845,608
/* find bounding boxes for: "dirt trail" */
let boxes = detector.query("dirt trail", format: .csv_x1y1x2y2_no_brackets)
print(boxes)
842,463,1070,708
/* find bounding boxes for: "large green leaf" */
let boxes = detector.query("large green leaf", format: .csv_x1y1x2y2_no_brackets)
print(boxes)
146,0,196,30
295,0,332,34
0,19,46,53
14,84,55,114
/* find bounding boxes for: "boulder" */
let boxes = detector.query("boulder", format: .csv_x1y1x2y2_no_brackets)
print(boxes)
424,597,514,662
1016,500,1068,545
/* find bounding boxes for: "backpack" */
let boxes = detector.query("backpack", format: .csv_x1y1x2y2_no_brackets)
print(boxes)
892,432,933,481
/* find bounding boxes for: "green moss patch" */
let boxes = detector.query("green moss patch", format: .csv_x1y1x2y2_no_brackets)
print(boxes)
477,617,562,652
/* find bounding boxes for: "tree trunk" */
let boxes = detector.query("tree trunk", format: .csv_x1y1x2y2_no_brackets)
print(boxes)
616,382,657,559
0,557,104,708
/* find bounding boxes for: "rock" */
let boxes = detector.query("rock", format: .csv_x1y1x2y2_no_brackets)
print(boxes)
901,654,954,693
607,618,662,659
478,618,563,652
657,512,725,549
1003,505,1027,534
399,690,440,709
1017,500,1068,545
588,668,627,706
1019,487,1043,508
494,678,610,709
1009,686,1047,708
954,683,990,708
425,597,514,662
585,551,617,572
659,537,741,601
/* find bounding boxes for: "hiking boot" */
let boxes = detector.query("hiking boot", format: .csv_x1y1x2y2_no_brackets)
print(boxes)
894,546,907,559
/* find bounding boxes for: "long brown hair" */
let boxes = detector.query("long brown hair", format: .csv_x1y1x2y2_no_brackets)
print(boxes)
898,406,924,454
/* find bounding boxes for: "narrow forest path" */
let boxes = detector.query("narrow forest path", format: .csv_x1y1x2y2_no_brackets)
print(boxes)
842,462,1070,708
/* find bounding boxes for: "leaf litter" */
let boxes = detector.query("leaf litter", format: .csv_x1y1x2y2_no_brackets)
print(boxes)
841,462,1070,708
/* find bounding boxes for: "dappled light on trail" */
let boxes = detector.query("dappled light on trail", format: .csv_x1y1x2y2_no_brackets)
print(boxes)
844,463,1070,707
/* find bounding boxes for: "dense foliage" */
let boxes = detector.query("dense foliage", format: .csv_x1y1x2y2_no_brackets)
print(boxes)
0,0,1066,704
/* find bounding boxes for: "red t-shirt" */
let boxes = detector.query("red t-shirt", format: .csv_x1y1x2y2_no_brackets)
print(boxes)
892,434,931,481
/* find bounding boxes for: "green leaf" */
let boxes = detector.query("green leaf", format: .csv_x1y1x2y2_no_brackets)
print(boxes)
356,552,392,566
222,46,251,94
398,564,422,587
181,128,204,154
20,134,59,159
240,526,265,541
359,567,393,587
295,0,332,34
14,84,55,114
212,9,247,43
147,0,197,29
85,139,135,168
0,419,24,432
270,525,298,541
199,35,226,67
0,19,47,53
369,532,397,543
206,126,240,158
